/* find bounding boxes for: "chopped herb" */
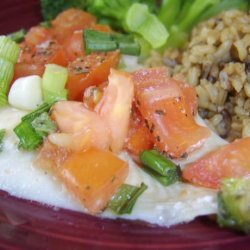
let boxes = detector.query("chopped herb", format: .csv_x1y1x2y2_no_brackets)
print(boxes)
108,183,147,215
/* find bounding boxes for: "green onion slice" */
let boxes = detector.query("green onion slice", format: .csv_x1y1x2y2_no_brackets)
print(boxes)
8,29,27,43
42,64,68,103
108,183,147,215
0,36,21,63
140,150,181,186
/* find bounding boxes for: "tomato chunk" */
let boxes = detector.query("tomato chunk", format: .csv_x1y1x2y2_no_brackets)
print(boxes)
132,67,210,158
52,8,96,42
67,51,120,101
36,143,128,214
25,26,53,46
125,106,154,158
95,69,134,152
59,148,128,214
51,101,111,151
183,138,250,189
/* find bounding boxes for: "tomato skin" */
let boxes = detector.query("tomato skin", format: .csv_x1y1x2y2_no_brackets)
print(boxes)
183,138,250,189
63,30,85,61
125,106,154,159
13,63,45,81
95,69,134,152
15,40,68,79
25,26,53,46
132,67,210,158
35,142,128,214
52,8,96,42
67,51,120,101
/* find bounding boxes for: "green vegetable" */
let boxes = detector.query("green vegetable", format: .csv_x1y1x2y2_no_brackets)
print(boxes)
8,29,27,43
0,129,6,152
84,29,140,55
87,1,168,49
14,121,43,151
41,0,88,21
31,112,56,138
125,3,168,49
42,64,68,103
14,103,56,150
161,0,250,48
158,0,182,29
140,150,181,186
217,178,250,234
0,36,20,107
108,183,147,215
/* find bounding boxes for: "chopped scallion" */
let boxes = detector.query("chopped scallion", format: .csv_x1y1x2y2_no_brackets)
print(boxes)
108,183,147,215
8,29,27,43
84,29,141,55
0,129,6,152
42,64,68,103
22,102,53,122
14,103,56,151
140,150,181,186
0,36,21,63
125,3,168,49
31,112,56,138
14,121,43,151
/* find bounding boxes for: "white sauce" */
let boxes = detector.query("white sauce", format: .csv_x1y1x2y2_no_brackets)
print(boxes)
0,107,227,227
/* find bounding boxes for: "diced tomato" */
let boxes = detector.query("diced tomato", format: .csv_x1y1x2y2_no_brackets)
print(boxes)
13,62,45,81
15,40,68,79
95,69,134,152
51,101,111,151
125,106,154,159
67,51,120,101
35,142,128,214
63,30,85,61
52,8,96,42
25,26,53,46
183,138,250,189
58,148,128,214
132,67,210,158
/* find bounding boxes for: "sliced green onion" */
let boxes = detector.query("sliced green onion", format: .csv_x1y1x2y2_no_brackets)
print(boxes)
8,29,27,43
84,29,141,55
0,36,21,63
84,29,112,41
22,102,53,123
140,150,181,186
108,183,147,215
125,3,168,49
31,112,56,138
42,64,68,103
0,129,6,152
14,103,56,150
14,121,43,151
86,40,117,53
0,58,14,93
118,42,140,56
158,0,182,29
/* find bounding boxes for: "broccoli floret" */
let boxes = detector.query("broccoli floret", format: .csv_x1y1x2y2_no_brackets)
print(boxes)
40,0,88,21
217,178,250,234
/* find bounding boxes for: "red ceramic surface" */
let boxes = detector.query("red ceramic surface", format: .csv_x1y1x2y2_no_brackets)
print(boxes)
0,1,250,249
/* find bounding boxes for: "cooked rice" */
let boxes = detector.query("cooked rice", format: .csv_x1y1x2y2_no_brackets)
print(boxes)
146,10,250,141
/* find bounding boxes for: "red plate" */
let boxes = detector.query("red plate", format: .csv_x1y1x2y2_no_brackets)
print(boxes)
0,1,250,249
